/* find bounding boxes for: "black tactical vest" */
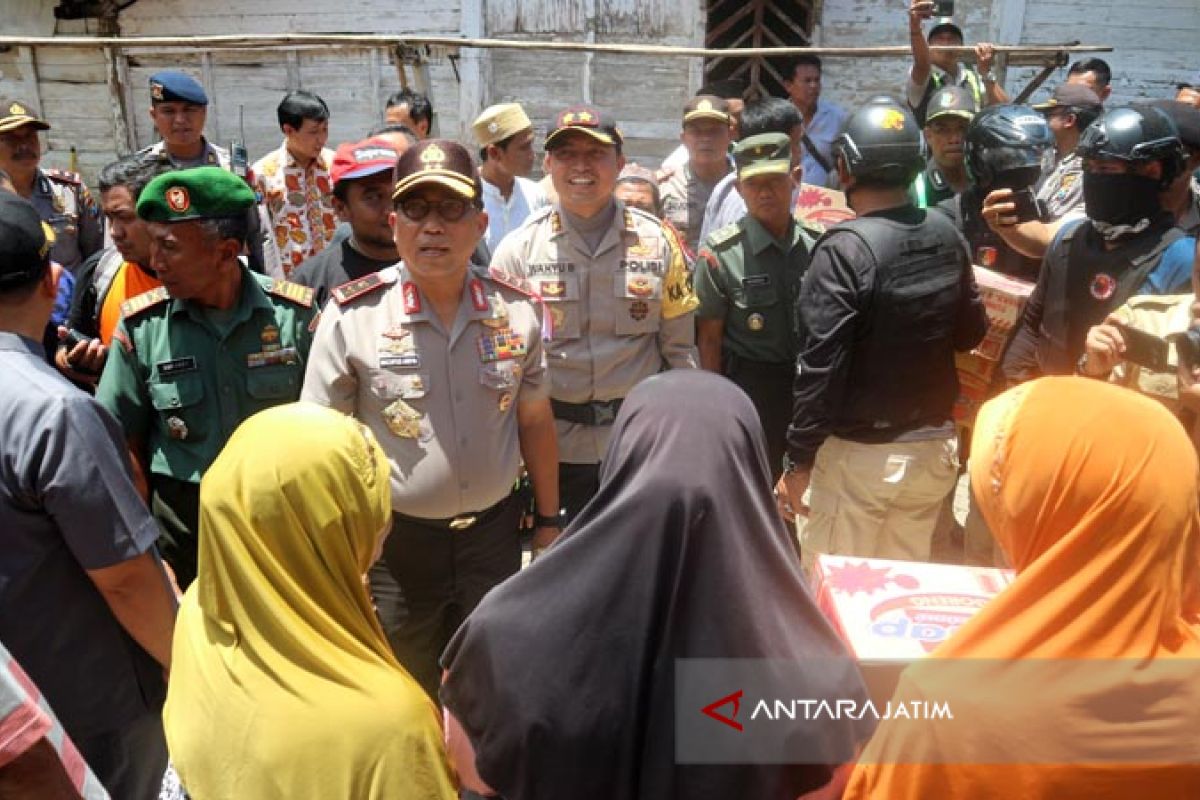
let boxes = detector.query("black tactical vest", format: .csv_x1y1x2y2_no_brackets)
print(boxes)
824,209,969,430
1039,214,1183,374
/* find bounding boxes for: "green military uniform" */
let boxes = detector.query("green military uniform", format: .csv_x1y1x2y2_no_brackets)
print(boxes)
695,133,818,477
95,167,315,587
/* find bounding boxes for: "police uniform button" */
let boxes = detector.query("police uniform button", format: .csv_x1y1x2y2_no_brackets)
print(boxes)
166,416,188,440
170,398,181,407
748,313,765,331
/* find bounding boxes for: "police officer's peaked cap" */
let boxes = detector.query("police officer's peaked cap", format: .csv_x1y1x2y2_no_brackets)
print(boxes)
136,167,255,222
391,139,480,202
149,71,208,106
0,194,53,289
0,98,51,134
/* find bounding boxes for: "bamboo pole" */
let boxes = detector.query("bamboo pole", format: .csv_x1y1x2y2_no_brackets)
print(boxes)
0,34,1110,67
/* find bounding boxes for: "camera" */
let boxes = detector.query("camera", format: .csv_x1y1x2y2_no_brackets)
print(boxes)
1174,327,1200,371
932,0,954,15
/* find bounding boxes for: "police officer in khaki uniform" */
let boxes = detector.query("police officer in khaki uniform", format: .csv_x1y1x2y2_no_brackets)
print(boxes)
0,98,102,273
97,167,316,588
302,139,559,700
490,105,699,522
658,96,733,255
695,133,817,479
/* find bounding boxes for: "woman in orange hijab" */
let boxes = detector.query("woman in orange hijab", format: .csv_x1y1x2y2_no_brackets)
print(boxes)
845,376,1200,799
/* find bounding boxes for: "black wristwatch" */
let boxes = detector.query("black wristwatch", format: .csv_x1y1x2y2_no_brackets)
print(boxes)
534,510,566,528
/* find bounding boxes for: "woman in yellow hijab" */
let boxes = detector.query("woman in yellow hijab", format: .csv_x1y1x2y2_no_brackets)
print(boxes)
845,377,1200,799
163,403,455,800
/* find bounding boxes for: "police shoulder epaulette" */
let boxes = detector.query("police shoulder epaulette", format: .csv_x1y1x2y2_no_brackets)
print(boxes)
486,264,537,298
267,278,315,309
527,205,556,225
330,269,396,307
119,287,170,319
626,206,660,227
706,222,742,249
44,168,82,185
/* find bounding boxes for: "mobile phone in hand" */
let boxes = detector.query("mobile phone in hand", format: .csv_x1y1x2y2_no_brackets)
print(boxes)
1113,322,1170,372
1010,188,1048,224
932,0,954,15
62,328,94,349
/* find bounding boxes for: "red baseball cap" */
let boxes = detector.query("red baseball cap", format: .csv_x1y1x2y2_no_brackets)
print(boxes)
331,137,400,187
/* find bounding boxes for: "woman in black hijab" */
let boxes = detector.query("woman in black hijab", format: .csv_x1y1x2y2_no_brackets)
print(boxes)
441,370,870,799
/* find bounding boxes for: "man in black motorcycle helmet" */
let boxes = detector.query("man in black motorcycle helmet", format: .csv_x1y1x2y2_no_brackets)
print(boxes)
934,104,1055,280
1003,105,1197,384
775,97,987,571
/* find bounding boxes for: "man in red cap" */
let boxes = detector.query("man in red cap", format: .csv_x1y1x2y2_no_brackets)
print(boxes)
291,137,401,309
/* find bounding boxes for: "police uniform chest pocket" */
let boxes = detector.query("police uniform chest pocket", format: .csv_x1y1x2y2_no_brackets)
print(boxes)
48,213,79,236
149,376,207,441
613,271,663,335
479,361,521,391
245,365,301,401
734,274,779,308
370,372,429,402
536,274,581,341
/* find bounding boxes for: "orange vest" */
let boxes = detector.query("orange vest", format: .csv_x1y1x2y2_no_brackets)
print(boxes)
98,262,162,345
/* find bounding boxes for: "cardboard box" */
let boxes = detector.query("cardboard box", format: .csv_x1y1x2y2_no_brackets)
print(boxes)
973,266,1035,333
813,555,1014,704
793,184,856,230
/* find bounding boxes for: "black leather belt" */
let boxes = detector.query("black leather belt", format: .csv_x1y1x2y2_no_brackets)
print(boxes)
393,493,513,531
551,398,624,426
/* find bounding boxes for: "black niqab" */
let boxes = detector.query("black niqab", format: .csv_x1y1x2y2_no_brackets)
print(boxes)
441,370,870,799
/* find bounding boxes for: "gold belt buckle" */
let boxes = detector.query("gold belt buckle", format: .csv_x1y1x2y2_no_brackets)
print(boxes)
448,515,477,531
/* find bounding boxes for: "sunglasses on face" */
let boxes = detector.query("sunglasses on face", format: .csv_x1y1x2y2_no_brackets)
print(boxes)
396,197,471,222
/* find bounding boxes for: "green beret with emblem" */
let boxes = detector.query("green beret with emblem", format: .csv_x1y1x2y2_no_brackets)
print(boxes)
734,133,792,179
136,166,256,223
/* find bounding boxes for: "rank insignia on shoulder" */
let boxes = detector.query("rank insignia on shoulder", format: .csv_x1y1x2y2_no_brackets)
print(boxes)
119,287,170,319
707,222,741,248
45,168,82,186
331,272,393,307
267,279,315,308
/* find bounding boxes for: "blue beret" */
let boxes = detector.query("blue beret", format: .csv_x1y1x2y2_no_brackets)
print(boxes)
149,71,208,106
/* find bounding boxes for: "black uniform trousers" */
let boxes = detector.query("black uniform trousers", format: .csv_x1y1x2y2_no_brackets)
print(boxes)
380,492,523,702
725,355,795,481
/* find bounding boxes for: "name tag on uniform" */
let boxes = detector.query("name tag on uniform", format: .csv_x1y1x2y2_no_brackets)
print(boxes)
742,274,772,289
156,356,198,378
246,347,299,369
380,352,421,369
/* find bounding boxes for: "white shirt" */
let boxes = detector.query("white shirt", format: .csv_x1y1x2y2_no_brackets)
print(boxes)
661,144,689,171
482,176,548,256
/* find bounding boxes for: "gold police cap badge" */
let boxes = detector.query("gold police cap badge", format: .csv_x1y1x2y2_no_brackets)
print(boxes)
420,143,447,169
697,99,713,112
9,103,26,116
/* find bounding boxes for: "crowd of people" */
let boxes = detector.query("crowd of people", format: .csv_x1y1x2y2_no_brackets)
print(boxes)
1,0,1200,796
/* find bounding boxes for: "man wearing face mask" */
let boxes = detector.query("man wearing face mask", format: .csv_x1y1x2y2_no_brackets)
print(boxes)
1002,106,1196,385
